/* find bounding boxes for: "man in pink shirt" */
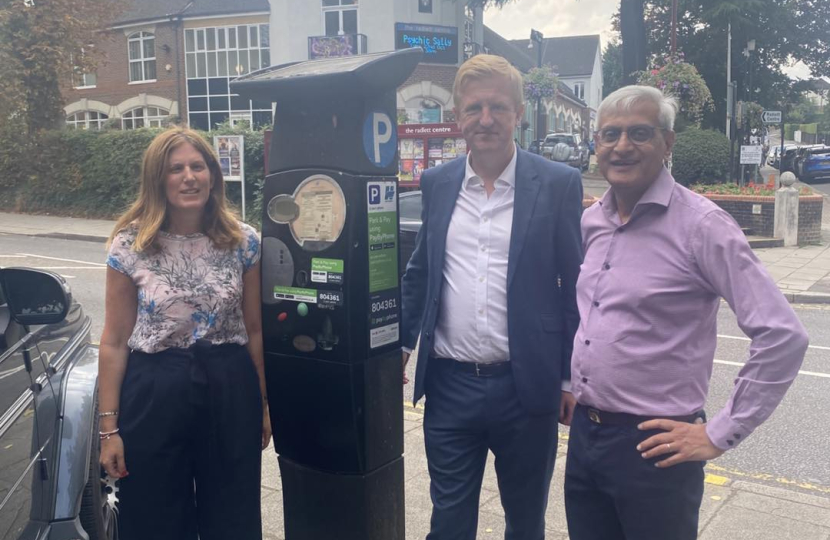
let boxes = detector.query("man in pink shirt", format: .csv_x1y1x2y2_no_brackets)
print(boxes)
565,85,809,540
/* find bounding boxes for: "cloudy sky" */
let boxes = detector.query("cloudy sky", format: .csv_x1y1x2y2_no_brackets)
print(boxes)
481,0,815,80
483,0,618,46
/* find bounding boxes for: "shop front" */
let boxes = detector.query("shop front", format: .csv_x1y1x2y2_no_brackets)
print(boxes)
398,122,466,190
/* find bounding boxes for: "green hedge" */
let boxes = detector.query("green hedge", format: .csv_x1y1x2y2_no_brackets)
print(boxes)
0,127,265,228
671,128,730,186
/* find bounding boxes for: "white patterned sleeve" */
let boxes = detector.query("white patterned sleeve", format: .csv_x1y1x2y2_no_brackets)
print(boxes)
106,229,136,278
240,223,261,272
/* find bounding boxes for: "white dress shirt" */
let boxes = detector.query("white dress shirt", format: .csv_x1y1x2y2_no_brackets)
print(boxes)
432,149,517,364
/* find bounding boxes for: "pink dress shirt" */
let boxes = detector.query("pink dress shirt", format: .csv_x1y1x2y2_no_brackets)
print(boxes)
571,168,808,451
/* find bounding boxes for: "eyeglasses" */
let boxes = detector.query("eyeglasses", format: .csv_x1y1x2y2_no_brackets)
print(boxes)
596,125,665,147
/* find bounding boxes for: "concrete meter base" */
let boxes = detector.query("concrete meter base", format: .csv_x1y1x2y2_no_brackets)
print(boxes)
279,455,405,540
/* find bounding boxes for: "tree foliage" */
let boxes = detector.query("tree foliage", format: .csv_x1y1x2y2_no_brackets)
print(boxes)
602,39,624,98
615,0,830,130
0,0,124,136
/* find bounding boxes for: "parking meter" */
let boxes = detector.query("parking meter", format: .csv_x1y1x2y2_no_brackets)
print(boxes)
231,48,422,540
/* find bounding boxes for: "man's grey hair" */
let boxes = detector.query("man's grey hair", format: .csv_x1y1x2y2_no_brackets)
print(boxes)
596,85,678,131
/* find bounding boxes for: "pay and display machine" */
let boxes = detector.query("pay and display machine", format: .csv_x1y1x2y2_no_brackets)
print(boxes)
230,48,423,540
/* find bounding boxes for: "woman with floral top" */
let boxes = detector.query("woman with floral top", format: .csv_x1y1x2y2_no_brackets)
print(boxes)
98,127,271,540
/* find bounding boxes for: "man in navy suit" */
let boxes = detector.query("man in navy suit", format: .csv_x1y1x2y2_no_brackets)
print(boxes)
401,54,583,540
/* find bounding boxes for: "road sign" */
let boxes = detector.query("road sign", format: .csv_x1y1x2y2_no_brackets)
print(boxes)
762,110,782,124
740,145,764,165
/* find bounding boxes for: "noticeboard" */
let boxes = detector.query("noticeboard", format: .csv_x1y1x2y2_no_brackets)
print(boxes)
740,145,763,165
394,23,457,64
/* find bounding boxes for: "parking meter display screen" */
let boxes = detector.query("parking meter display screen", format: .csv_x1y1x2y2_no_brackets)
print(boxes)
288,175,347,252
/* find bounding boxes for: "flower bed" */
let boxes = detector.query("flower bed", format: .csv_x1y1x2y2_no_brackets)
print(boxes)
690,183,823,245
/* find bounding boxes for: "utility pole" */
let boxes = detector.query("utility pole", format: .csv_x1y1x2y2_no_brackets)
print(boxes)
726,21,732,137
670,0,678,55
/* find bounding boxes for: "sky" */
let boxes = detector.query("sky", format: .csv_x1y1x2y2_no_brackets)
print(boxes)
483,0,618,46
482,0,817,81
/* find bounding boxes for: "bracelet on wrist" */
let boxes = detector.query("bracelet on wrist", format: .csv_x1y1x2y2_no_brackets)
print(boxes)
98,410,119,418
99,428,120,440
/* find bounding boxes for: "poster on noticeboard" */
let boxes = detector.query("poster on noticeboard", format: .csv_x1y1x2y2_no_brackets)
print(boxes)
213,135,247,219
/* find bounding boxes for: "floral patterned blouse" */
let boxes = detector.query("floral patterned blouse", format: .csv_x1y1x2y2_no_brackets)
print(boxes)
107,222,261,353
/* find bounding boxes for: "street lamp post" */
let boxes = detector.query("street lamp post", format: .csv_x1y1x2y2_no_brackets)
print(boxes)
529,29,545,143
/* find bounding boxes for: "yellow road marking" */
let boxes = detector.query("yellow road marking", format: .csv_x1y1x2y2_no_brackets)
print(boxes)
706,463,830,495
704,473,730,486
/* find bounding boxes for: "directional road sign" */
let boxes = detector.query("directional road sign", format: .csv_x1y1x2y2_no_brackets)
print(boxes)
762,110,782,124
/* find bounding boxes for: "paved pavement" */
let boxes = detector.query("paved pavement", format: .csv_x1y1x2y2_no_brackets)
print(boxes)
2,206,830,538
257,408,830,540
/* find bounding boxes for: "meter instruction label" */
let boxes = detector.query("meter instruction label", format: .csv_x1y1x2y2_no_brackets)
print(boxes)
311,258,344,284
367,181,400,348
274,286,317,303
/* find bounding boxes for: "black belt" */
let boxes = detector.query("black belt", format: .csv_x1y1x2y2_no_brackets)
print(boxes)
432,356,512,377
578,404,701,426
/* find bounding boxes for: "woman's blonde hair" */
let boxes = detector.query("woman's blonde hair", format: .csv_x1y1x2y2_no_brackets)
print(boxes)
108,127,243,252
452,54,524,110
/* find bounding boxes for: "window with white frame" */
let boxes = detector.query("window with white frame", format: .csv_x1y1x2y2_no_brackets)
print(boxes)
73,70,97,89
573,82,585,100
66,111,108,130
322,0,358,37
184,24,272,131
72,49,97,88
122,106,168,129
128,31,156,82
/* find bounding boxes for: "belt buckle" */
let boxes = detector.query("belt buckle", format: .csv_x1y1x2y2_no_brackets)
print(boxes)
588,408,602,424
475,363,481,377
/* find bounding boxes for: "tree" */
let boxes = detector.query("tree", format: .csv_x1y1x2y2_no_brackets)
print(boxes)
0,0,124,136
602,38,624,97
638,0,830,130
620,0,647,84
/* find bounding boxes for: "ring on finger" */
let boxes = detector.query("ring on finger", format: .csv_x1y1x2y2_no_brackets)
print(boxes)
666,443,672,452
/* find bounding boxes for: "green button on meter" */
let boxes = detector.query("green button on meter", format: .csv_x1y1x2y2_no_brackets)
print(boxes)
297,303,309,317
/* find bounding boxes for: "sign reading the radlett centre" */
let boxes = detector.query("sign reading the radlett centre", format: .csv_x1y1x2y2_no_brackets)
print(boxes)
394,23,458,64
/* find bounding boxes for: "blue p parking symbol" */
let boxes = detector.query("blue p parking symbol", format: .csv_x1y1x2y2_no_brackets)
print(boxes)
363,112,396,168
369,184,381,205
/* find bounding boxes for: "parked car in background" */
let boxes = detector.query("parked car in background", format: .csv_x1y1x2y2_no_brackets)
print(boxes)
399,190,422,276
796,146,830,182
527,139,543,155
780,146,800,173
0,268,115,540
541,132,589,171
793,145,828,177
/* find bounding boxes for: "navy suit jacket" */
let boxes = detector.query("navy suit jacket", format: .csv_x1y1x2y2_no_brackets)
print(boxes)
401,148,584,415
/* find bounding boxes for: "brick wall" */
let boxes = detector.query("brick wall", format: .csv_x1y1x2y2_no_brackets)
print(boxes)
705,194,824,246
63,22,184,119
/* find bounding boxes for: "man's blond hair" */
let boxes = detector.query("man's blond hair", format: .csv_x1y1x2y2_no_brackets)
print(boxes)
452,54,524,110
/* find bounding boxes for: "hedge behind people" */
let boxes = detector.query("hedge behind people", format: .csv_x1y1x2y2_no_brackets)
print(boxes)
671,128,730,186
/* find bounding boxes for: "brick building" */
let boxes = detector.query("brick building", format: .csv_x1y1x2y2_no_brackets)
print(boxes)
63,0,270,131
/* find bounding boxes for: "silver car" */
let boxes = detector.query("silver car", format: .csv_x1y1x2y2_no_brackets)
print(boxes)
0,268,116,540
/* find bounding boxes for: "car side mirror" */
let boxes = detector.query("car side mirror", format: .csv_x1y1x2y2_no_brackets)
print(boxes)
0,268,72,325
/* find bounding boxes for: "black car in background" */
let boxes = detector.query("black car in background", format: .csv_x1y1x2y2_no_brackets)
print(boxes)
0,268,116,540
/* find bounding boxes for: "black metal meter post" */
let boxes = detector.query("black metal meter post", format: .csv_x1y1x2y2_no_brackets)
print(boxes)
230,48,422,540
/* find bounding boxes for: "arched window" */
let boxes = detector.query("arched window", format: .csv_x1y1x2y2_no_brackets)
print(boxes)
122,106,169,129
558,113,565,132
66,111,108,130
128,31,156,82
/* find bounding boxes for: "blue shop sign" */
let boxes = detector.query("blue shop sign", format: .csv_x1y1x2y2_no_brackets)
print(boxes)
395,23,458,65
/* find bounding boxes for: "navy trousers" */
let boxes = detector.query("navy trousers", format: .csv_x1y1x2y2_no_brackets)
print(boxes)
117,342,263,540
564,405,705,540
423,358,559,540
